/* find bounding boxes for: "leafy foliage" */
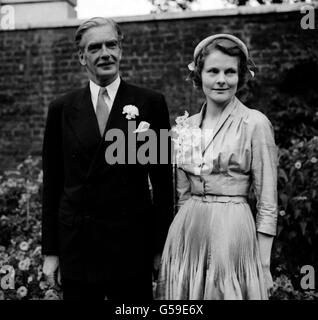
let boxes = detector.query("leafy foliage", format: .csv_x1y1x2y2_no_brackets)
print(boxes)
226,0,310,6
245,57,318,295
148,0,315,12
149,0,197,13
0,157,62,300
271,274,318,300
272,137,318,290
2,64,318,299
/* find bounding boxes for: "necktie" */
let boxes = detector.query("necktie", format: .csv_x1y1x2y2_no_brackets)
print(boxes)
96,87,110,136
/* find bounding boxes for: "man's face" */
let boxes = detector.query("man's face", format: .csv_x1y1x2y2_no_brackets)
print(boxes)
79,24,122,86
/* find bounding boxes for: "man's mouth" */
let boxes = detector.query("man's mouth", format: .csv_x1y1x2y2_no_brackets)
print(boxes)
97,62,114,67
213,88,229,91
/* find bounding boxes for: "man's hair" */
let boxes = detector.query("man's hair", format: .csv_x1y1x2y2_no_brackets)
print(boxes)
75,17,124,50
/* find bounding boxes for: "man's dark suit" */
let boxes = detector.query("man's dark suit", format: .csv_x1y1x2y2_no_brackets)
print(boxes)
42,79,174,298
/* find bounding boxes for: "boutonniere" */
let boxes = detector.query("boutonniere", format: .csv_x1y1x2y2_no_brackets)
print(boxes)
133,121,150,133
122,105,139,120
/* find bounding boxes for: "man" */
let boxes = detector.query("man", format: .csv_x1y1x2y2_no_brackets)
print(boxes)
42,17,174,300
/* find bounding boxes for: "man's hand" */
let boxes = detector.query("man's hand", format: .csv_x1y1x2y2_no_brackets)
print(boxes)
153,254,161,273
43,255,61,286
152,253,161,282
152,253,162,296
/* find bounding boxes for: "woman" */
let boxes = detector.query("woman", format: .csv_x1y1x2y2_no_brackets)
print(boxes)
157,34,278,300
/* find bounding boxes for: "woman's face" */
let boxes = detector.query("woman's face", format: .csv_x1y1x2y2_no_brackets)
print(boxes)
201,49,239,107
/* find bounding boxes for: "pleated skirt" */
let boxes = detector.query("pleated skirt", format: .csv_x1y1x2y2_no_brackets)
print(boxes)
157,195,268,300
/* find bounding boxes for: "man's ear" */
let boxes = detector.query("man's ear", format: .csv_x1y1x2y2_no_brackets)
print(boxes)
118,48,123,62
78,49,86,66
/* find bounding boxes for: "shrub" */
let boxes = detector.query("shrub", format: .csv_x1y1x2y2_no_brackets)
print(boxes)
271,137,318,292
0,156,61,300
1,151,318,299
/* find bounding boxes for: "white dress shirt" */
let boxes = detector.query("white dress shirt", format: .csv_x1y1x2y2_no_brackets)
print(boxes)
89,76,121,113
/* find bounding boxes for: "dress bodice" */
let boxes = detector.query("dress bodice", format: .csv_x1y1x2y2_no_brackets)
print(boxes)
175,97,278,236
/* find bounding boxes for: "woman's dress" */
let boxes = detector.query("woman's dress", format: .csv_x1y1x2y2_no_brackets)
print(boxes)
157,97,278,300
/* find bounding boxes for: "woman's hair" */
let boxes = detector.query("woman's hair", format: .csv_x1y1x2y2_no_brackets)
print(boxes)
75,17,124,51
188,38,253,90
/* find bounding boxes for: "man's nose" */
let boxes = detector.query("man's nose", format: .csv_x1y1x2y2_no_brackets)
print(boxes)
100,44,110,57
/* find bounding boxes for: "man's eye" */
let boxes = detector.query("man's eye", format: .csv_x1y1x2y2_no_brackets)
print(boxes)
106,41,118,48
88,44,101,52
227,69,237,74
209,68,219,74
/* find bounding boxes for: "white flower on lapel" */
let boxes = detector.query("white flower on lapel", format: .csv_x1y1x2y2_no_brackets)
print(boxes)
122,105,139,119
133,121,150,133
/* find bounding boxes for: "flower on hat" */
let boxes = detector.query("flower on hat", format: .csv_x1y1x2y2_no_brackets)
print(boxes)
188,62,195,71
122,105,139,120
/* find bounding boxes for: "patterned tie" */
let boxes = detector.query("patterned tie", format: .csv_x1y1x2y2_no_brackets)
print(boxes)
96,87,110,136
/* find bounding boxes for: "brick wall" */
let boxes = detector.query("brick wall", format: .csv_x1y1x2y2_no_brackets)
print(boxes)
0,5,317,169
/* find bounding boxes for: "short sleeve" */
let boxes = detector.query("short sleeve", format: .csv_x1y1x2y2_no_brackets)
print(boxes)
251,112,278,236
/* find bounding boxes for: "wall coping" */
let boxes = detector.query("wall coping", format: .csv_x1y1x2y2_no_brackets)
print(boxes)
1,2,316,31
2,0,77,6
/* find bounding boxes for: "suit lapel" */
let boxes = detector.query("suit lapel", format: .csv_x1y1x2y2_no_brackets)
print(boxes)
65,85,101,154
102,80,135,136
65,80,139,177
86,80,137,176
65,80,136,154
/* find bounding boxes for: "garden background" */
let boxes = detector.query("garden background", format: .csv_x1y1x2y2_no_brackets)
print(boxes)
0,2,318,299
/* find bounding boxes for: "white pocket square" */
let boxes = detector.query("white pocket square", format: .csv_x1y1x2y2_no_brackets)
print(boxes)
133,121,150,133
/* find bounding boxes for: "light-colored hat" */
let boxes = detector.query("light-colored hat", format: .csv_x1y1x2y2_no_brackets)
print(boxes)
188,33,254,77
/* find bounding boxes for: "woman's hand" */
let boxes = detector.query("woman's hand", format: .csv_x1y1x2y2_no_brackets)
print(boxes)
262,264,273,297
257,232,274,297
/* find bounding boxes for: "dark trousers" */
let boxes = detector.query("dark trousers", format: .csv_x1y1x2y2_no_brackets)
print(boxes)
62,274,153,301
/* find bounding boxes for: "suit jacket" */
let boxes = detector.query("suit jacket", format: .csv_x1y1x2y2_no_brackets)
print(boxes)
42,79,174,282
176,96,278,236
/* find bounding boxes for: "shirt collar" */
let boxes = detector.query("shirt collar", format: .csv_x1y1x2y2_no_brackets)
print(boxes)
89,75,121,111
105,75,121,102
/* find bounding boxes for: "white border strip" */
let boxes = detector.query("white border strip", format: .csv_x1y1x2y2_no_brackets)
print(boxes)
2,3,317,31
